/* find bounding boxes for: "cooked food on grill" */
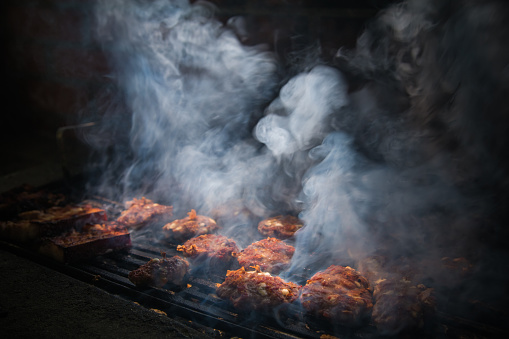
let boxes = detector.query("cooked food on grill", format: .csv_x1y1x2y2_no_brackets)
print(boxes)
177,234,239,270
0,184,66,220
0,204,107,243
371,278,435,335
38,222,131,263
258,215,304,239
128,254,189,288
357,255,435,335
116,197,173,230
236,237,294,274
300,265,373,326
215,266,300,312
162,209,218,243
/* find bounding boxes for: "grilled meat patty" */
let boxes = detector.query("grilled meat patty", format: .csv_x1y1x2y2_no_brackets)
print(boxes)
258,215,304,239
117,197,173,230
236,237,294,274
162,209,218,243
300,265,373,326
177,234,239,269
357,255,435,335
371,278,435,335
216,266,300,312
128,254,189,288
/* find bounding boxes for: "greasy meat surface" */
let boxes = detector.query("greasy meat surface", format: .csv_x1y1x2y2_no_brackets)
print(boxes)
0,204,107,242
236,237,294,274
216,266,300,312
257,215,304,239
177,234,238,269
300,265,373,326
48,222,129,247
371,278,435,335
0,184,66,219
18,204,106,224
38,222,131,263
357,255,435,335
128,254,189,288
116,197,173,229
162,209,218,243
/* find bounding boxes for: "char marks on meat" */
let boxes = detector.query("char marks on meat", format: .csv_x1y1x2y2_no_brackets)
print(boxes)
258,215,304,239
162,209,218,243
128,254,190,288
0,203,107,243
0,184,67,220
371,278,435,335
236,237,294,274
177,234,238,270
300,265,373,326
357,255,435,335
216,266,300,312
117,197,173,230
38,222,131,263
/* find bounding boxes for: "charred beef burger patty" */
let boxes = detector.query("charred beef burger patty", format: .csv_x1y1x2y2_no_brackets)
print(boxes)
128,254,189,288
216,266,300,312
177,234,239,269
258,215,304,239
117,197,173,230
300,265,373,326
162,209,218,243
236,237,294,274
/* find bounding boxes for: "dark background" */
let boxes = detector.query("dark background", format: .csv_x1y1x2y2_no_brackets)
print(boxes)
0,0,395,179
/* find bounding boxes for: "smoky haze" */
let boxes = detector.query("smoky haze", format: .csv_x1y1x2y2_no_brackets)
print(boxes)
86,0,509,311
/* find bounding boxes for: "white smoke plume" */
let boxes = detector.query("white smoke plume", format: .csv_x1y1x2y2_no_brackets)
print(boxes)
85,0,509,314
92,0,280,216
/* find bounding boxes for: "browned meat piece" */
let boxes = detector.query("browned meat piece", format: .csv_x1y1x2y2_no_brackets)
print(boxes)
257,215,304,239
0,204,107,243
216,266,300,312
177,234,239,270
162,209,218,243
38,222,131,263
300,265,373,326
116,197,173,229
371,278,435,335
357,255,435,335
128,254,189,288
236,237,294,274
0,184,66,220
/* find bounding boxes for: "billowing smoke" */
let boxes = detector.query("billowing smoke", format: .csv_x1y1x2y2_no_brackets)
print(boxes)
86,0,509,308
90,0,282,216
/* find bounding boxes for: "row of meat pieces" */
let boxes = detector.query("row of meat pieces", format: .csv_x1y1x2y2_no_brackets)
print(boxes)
0,192,302,263
128,232,435,335
129,254,435,335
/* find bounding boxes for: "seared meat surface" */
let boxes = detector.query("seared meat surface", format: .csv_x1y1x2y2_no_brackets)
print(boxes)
1,204,107,243
38,222,131,263
357,255,435,335
216,266,300,312
236,237,294,274
162,209,218,243
300,265,373,326
117,197,173,230
0,184,66,220
177,234,239,269
128,254,189,288
371,278,434,335
258,215,304,239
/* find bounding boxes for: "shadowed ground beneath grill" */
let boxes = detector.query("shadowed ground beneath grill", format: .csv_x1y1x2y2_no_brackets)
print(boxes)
0,248,210,338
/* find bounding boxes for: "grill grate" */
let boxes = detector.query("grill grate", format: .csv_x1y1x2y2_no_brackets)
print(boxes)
3,234,509,339
73,242,370,339
2,188,508,338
